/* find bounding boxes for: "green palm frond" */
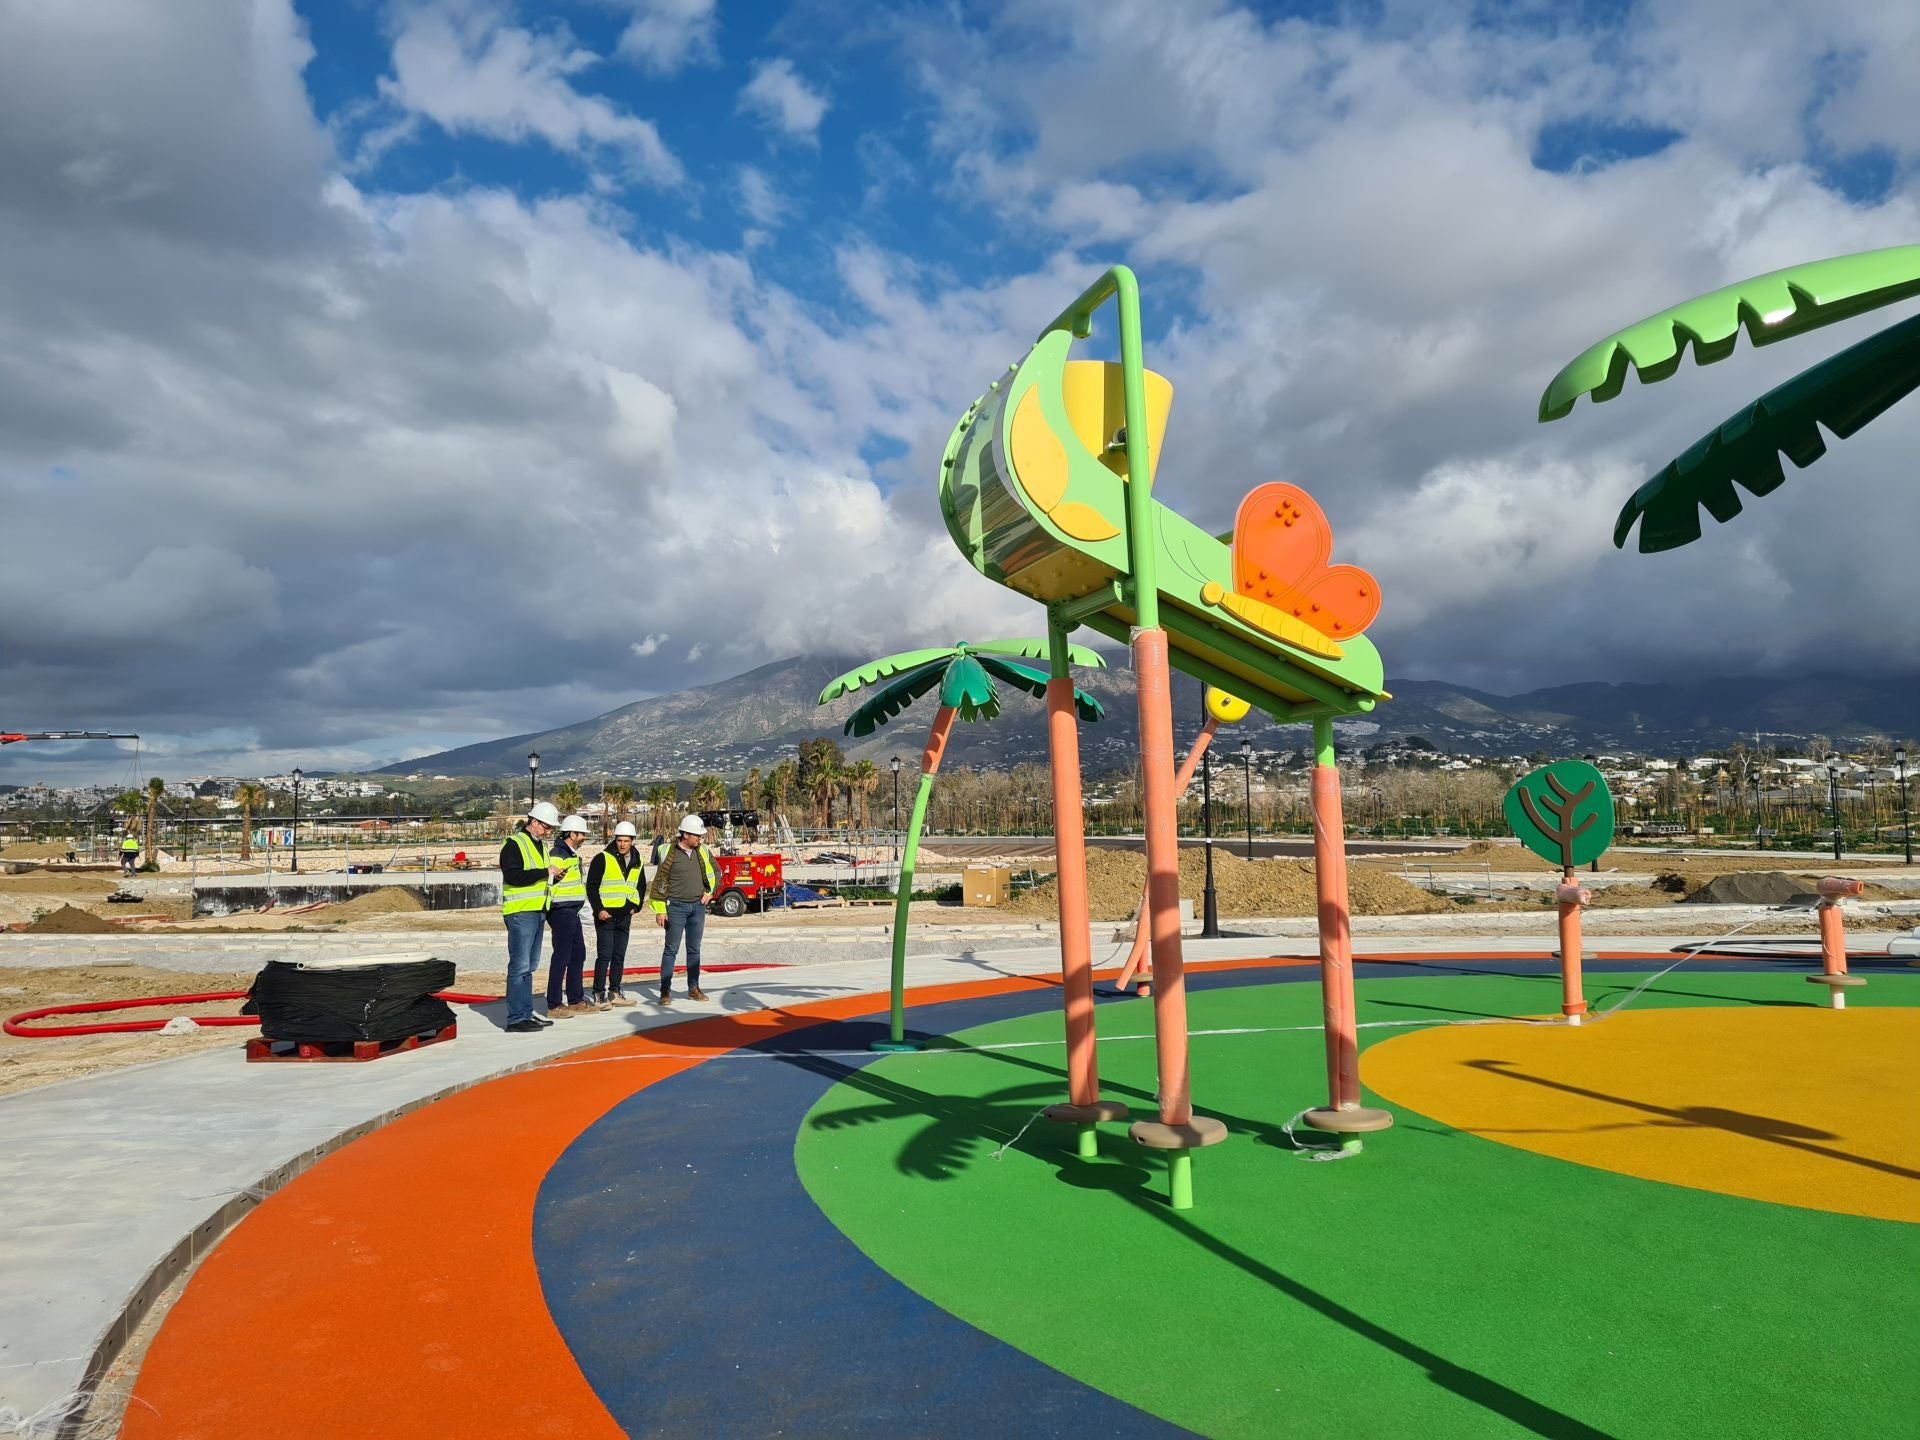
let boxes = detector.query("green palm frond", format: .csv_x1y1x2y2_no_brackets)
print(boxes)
965,638,1107,669
843,663,947,737
1540,245,1920,421
1615,312,1920,553
974,655,1106,721
819,647,960,704
939,654,1000,722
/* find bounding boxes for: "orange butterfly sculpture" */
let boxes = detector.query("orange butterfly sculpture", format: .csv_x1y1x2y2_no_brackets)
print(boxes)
1198,483,1380,661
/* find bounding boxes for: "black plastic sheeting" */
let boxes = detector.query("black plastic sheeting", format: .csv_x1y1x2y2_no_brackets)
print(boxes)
244,958,456,1043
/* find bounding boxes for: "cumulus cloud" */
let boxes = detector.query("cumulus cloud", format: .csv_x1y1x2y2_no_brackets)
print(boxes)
738,57,828,142
630,633,668,656
610,0,717,75
736,165,785,226
379,1,682,185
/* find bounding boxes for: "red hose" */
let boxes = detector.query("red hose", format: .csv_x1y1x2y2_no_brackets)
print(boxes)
4,990,501,1038
4,963,781,1037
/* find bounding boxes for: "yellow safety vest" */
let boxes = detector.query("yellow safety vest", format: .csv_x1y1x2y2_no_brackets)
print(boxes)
597,848,641,909
649,843,718,913
121,836,139,851
500,830,550,915
549,842,587,905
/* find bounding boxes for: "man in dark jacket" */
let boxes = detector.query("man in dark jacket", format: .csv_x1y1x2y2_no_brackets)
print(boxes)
647,813,716,1006
588,821,644,1007
499,801,565,1033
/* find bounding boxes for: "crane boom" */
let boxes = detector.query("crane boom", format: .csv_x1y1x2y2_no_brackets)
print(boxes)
0,731,141,745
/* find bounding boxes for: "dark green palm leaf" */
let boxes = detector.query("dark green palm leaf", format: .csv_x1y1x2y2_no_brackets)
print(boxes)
974,655,1106,721
1615,312,1920,552
938,654,1000,722
842,663,947,737
819,647,960,704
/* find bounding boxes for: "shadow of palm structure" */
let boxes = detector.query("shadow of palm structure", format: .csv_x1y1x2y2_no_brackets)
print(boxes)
799,1029,1609,1436
1588,982,1806,1009
1462,1059,1920,1181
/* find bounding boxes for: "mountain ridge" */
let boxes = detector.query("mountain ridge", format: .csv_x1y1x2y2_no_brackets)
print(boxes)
381,655,1919,779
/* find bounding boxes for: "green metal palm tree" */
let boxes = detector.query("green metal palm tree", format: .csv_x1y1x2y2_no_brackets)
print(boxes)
819,639,1105,1050
1540,245,1920,551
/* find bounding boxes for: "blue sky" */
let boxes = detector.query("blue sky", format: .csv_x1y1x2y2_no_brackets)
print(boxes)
2,0,1917,783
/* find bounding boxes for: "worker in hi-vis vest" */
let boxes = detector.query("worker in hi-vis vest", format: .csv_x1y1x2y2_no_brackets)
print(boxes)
499,800,565,1033
647,813,717,1006
588,821,643,1008
120,831,140,875
543,814,592,1019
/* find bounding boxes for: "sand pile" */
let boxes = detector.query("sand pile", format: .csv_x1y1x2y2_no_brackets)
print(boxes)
1684,871,1901,905
0,840,75,860
23,904,119,934
0,873,116,897
321,888,427,918
1006,847,1450,921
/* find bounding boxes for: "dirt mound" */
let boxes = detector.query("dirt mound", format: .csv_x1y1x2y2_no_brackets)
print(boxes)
0,873,117,897
320,887,427,918
1005,847,1449,921
0,840,76,860
1684,871,1818,906
23,904,119,934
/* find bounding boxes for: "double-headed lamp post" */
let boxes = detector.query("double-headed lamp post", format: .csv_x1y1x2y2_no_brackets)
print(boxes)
1239,738,1254,860
1898,746,1912,866
290,768,303,874
527,751,540,807
890,756,902,863
1827,756,1843,863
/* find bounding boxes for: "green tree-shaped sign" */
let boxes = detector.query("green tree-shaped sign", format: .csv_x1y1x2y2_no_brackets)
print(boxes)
1503,760,1613,871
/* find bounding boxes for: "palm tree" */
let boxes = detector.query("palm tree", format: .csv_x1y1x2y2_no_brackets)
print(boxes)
802,748,841,829
234,782,268,861
819,640,1103,1048
143,776,166,867
691,774,728,814
768,760,796,816
643,783,677,836
553,780,583,818
602,783,635,839
745,766,762,816
849,759,878,831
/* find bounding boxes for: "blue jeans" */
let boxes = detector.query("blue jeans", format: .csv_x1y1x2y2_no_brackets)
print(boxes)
661,899,705,991
503,910,546,1024
545,905,586,1006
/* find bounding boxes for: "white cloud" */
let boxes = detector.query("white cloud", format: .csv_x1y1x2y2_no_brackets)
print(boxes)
630,633,669,656
738,57,828,143
685,642,706,662
380,1,682,185
611,0,717,75
736,165,785,226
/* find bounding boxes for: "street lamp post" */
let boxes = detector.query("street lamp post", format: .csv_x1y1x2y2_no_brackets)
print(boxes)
890,756,902,863
1239,738,1254,860
1827,756,1843,863
290,768,302,875
1753,775,1765,850
527,751,540,807
1898,747,1911,866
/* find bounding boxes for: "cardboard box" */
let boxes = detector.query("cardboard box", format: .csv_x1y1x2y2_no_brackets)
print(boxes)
962,865,1012,907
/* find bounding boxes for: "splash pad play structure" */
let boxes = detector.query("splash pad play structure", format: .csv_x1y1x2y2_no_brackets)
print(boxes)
65,264,1920,1437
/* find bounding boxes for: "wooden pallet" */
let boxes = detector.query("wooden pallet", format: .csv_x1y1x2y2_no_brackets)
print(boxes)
246,1022,457,1063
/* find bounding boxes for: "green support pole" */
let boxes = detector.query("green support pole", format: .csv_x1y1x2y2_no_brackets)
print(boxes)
1168,1152,1194,1210
874,770,937,1052
1076,1125,1098,1160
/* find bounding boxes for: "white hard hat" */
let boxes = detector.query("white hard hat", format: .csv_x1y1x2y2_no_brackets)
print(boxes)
527,801,561,826
677,813,707,836
612,821,638,838
559,814,589,834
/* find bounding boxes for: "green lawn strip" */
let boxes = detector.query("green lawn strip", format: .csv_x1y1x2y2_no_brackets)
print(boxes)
795,971,1920,1439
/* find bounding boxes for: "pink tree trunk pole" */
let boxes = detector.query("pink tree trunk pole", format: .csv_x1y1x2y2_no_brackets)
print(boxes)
1113,717,1219,995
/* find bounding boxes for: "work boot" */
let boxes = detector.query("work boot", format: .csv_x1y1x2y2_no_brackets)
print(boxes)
549,1004,579,1020
687,986,708,1002
658,988,673,1007
610,991,636,1008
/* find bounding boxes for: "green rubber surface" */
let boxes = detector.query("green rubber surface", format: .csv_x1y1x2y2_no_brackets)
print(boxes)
795,971,1920,1439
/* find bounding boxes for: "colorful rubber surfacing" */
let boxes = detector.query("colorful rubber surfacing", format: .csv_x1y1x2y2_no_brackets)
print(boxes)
125,958,1919,1439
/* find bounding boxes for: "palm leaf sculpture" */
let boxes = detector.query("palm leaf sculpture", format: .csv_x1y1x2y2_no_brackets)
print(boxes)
1539,245,1920,551
820,640,1105,1049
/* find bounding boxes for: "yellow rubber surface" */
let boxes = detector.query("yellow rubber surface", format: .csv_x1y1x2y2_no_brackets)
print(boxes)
1364,1006,1920,1223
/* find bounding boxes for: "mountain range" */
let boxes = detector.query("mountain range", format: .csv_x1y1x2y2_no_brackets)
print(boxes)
381,655,1919,780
